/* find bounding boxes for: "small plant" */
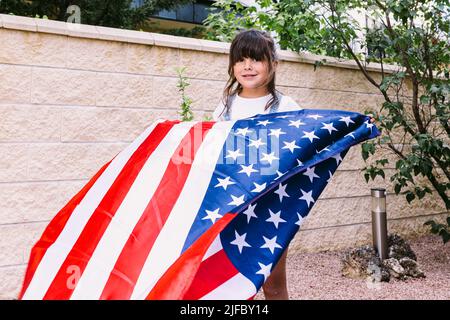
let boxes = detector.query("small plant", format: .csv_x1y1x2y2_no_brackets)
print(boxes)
203,114,213,121
175,66,194,122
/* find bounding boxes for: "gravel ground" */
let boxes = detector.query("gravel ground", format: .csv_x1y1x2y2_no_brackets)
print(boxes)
254,234,450,300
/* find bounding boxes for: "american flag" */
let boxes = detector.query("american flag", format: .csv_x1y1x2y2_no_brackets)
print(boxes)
19,108,379,300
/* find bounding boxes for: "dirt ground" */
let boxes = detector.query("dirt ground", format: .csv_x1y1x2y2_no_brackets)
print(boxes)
254,234,450,300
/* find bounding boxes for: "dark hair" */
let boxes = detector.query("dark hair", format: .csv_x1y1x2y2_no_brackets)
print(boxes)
218,29,280,119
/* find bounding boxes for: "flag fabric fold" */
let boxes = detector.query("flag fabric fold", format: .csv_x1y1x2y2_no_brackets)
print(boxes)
19,108,379,300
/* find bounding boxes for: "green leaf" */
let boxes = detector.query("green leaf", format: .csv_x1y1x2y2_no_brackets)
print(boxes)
406,192,415,203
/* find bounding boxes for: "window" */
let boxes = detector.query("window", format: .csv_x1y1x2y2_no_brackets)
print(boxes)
151,1,215,25
131,0,144,8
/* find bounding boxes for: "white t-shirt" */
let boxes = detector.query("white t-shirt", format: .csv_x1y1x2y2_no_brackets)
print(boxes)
212,93,301,121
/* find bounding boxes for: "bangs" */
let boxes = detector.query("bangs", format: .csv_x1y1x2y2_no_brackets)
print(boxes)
230,30,273,65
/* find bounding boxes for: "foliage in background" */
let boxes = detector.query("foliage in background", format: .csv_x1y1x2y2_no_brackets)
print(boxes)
176,66,194,122
0,0,193,30
204,0,450,243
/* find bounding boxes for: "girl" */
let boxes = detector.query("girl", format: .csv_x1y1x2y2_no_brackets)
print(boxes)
212,29,375,300
212,29,300,300
213,29,375,300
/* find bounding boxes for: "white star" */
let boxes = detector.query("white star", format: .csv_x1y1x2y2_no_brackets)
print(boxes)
261,152,279,165
302,130,320,143
251,182,266,193
243,203,258,223
299,189,315,208
228,194,245,207
316,147,331,153
296,159,304,167
365,120,374,132
260,235,283,254
276,115,294,119
282,140,301,153
230,231,251,253
268,128,287,138
202,208,222,224
339,116,355,127
274,183,290,202
235,127,252,136
321,122,338,134
295,212,304,226
238,164,258,177
332,153,343,165
249,138,266,148
257,119,273,126
225,149,244,161
275,170,285,180
303,167,320,183
256,262,272,281
289,119,305,128
215,176,235,190
327,170,333,183
345,132,356,139
307,114,323,120
266,209,286,229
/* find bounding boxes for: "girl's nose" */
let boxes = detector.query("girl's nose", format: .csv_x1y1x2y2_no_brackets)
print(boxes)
244,60,253,69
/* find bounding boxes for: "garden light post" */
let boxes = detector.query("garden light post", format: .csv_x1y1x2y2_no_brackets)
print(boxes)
371,188,388,260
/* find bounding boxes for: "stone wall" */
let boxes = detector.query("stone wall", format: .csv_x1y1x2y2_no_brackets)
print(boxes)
0,14,447,299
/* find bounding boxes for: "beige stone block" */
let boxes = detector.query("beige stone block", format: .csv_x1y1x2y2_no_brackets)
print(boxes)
185,79,226,111
302,191,447,230
61,107,179,142
386,192,447,220
0,29,32,64
338,144,399,171
96,73,153,108
179,49,229,81
285,87,385,114
97,27,154,45
0,65,31,103
0,180,86,224
66,23,98,40
0,144,28,182
199,39,230,54
302,196,372,230
148,46,181,77
177,37,203,51
31,67,97,106
0,265,26,300
0,105,60,142
388,212,450,240
126,43,154,75
0,223,46,265
21,223,48,264
290,223,372,253
35,18,68,36
0,29,66,67
1,14,36,32
321,168,395,198
27,143,126,181
152,77,180,110
277,62,380,95
66,37,127,72
152,32,195,49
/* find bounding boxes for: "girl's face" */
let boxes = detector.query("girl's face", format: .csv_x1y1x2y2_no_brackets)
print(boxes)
233,57,273,92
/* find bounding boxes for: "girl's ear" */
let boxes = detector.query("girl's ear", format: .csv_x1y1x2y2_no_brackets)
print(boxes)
272,60,279,71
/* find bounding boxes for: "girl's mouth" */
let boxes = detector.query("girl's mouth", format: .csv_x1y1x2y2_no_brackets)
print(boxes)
242,74,257,78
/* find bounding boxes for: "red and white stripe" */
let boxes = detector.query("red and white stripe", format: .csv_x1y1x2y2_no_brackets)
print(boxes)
20,119,241,300
183,236,258,300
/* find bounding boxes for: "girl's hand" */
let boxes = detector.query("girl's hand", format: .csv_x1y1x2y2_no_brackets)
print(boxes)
367,114,376,123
